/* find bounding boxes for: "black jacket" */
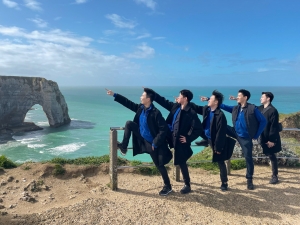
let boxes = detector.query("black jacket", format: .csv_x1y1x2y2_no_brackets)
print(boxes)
114,94,172,166
192,104,235,162
152,91,203,165
258,104,282,154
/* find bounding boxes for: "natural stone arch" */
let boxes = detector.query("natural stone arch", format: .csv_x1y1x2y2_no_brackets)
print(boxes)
0,76,71,129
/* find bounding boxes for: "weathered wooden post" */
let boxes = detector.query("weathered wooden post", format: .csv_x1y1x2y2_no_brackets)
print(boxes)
226,159,231,175
172,149,180,181
109,129,118,190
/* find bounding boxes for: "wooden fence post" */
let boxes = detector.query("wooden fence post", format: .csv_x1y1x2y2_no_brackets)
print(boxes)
109,129,118,190
226,159,231,175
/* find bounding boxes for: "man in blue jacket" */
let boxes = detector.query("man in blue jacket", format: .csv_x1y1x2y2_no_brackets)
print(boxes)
202,89,266,190
106,88,173,196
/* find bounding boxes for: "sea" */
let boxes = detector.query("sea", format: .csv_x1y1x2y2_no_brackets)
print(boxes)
1,86,300,163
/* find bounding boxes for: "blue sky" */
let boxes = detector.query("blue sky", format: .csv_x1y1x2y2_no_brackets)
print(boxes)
0,0,299,86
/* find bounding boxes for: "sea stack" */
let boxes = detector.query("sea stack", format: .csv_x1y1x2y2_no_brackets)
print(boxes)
0,76,71,130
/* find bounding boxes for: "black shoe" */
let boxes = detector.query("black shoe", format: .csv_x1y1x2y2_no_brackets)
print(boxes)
180,185,191,194
269,175,279,184
195,139,209,147
159,185,172,196
247,179,254,190
220,182,228,191
117,142,127,156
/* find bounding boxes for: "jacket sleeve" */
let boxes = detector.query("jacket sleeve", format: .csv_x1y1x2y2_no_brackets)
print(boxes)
253,107,267,139
190,102,204,116
114,93,139,113
152,111,168,147
186,114,203,144
214,114,227,152
149,88,175,111
268,110,280,143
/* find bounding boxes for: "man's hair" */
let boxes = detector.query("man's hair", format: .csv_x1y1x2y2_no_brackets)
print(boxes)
212,90,224,106
144,88,155,102
180,89,193,102
262,91,274,102
238,89,251,101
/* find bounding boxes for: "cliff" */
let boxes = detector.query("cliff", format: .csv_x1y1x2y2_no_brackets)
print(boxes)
0,76,71,130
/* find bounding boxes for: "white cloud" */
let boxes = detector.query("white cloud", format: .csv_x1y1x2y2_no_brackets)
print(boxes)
0,25,139,85
0,25,93,46
152,36,165,40
28,18,48,28
135,33,151,40
105,14,137,29
103,30,118,36
125,43,155,59
2,0,19,9
75,0,87,4
24,0,42,11
134,0,156,10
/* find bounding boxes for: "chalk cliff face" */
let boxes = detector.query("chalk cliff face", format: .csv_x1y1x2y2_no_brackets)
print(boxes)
0,76,71,128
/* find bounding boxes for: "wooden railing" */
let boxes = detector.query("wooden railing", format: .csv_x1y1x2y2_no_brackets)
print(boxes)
109,127,300,191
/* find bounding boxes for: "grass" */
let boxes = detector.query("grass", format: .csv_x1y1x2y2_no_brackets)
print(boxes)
46,155,128,166
279,112,299,121
0,155,17,169
52,164,65,176
188,147,247,171
130,160,161,175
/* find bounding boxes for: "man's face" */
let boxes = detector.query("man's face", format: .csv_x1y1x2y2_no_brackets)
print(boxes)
140,92,150,105
237,92,247,104
260,94,269,105
208,95,218,108
177,93,187,104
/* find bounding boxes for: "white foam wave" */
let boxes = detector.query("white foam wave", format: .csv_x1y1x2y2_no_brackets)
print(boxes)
28,144,47,149
48,143,86,155
17,138,40,144
37,121,49,126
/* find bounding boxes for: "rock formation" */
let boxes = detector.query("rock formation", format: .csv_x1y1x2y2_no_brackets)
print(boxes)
0,76,71,130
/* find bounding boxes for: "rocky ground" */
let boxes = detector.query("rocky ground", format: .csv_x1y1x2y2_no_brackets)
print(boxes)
0,163,299,225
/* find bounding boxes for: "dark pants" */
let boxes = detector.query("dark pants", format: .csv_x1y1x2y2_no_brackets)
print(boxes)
122,121,171,186
208,140,228,183
179,163,190,186
227,125,254,180
267,153,278,176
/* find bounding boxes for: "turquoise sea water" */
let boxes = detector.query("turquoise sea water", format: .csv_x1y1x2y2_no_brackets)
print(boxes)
1,86,300,163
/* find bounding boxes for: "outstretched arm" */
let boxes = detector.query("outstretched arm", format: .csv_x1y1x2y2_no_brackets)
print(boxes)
201,96,234,113
106,88,139,112
145,87,175,111
253,108,267,139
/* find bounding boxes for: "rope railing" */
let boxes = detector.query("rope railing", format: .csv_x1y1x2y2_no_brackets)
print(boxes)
109,127,300,190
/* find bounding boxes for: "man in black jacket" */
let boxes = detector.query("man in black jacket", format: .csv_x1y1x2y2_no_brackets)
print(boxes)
229,92,282,184
202,89,267,190
194,90,235,191
149,88,203,194
106,88,173,196
258,92,281,184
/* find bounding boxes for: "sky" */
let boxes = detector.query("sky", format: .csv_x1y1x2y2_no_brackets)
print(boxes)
0,0,300,86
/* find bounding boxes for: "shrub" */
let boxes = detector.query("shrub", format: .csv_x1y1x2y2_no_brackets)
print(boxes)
231,159,247,170
0,155,17,169
52,164,65,176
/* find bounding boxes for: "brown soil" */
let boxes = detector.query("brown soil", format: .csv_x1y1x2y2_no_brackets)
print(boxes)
0,164,299,225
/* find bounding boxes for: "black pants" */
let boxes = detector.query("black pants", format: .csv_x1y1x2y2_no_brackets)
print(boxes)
267,153,278,176
179,163,190,186
227,125,254,180
218,161,228,183
122,121,171,186
208,140,228,183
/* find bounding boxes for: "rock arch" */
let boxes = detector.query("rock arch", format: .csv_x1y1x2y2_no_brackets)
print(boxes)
0,76,71,128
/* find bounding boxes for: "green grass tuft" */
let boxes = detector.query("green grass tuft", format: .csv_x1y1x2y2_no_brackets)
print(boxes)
52,164,65,176
0,155,17,169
